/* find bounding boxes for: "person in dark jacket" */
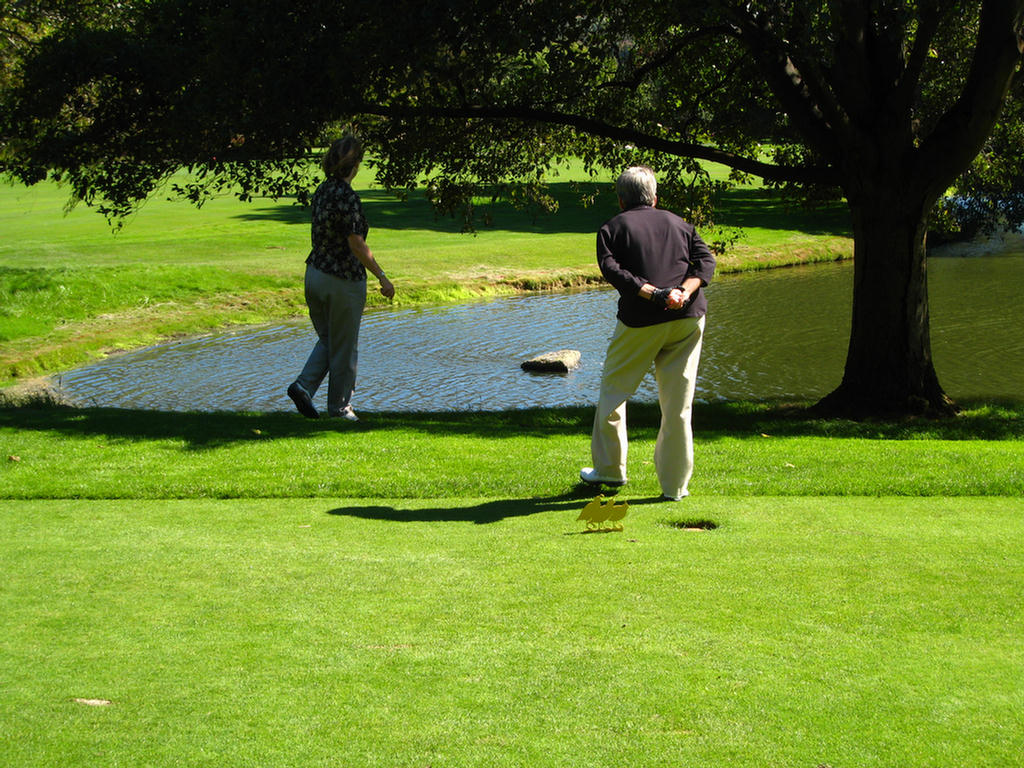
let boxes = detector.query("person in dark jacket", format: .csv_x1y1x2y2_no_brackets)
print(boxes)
580,166,716,501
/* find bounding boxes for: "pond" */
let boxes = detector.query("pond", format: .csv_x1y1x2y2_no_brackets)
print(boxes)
54,254,1024,412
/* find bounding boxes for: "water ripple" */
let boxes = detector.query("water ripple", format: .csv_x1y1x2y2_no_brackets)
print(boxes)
54,257,1024,412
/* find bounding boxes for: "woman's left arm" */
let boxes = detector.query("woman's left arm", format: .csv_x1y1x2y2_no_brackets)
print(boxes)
347,234,395,299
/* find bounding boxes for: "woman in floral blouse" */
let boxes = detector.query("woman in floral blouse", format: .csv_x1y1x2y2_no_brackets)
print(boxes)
287,136,395,421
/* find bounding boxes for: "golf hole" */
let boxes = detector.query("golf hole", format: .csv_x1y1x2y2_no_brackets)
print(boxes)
664,519,718,531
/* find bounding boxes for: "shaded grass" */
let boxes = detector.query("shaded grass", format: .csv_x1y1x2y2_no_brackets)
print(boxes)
2,401,1020,500
2,495,1022,767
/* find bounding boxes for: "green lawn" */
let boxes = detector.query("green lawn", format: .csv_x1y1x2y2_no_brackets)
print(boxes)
2,399,1022,767
1,402,1022,500
1,495,1021,768
3,401,1022,766
3,165,1021,767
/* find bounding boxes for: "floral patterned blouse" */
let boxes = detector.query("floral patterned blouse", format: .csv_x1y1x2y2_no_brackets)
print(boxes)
306,177,369,280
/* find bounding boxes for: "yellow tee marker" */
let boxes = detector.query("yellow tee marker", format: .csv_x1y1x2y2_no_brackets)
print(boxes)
577,495,629,531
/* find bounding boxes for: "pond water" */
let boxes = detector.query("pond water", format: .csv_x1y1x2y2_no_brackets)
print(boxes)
55,254,1023,412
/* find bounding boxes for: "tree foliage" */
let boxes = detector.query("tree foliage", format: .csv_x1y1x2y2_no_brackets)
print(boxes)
0,1,134,89
2,0,1023,415
2,1,1021,230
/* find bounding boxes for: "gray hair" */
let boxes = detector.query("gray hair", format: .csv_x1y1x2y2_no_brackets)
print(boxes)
616,166,657,207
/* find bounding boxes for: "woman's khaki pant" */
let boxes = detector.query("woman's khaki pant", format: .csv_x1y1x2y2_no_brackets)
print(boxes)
591,316,705,498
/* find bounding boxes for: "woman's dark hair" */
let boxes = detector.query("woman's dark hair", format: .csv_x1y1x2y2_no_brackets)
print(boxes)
323,135,364,180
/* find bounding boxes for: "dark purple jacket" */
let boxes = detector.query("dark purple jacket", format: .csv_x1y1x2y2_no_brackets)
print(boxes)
597,204,716,327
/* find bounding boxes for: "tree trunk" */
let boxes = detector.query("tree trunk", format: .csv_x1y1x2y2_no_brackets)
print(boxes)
814,194,958,419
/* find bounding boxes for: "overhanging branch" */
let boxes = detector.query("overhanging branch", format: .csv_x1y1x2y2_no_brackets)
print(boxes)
915,0,1024,196
351,101,835,186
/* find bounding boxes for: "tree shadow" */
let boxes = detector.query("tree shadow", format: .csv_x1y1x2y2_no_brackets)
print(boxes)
0,403,598,450
231,183,853,238
713,188,851,236
692,398,1024,440
232,183,613,235
2,398,1019,452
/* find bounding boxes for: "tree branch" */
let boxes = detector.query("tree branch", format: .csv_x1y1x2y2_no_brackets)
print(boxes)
596,25,733,91
726,6,841,159
351,100,834,185
915,0,1024,197
896,1,944,113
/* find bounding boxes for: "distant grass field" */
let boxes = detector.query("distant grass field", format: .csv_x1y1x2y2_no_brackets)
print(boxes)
0,165,852,383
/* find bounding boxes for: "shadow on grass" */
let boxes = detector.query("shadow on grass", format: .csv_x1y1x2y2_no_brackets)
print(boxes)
232,183,853,238
326,492,590,525
1,399,1020,450
233,183,613,234
0,404,594,449
325,488,682,525
714,188,851,235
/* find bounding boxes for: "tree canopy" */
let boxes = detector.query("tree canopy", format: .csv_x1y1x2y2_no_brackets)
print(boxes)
2,0,1023,416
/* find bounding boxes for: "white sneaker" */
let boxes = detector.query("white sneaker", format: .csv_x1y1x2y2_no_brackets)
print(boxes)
579,467,626,486
330,405,359,422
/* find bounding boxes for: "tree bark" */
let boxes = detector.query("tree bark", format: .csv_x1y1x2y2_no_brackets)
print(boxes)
814,193,957,418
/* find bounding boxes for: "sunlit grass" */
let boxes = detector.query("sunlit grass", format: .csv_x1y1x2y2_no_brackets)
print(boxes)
3,160,1021,768
3,491,1022,768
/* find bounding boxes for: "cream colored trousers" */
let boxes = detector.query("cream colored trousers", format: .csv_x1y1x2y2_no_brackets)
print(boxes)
591,315,705,498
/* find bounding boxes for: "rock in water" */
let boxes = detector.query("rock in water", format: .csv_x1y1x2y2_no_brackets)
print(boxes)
521,349,581,373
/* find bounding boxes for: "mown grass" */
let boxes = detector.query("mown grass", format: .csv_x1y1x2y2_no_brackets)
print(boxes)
4,163,1022,767
2,397,1022,768
4,495,1020,768
2,400,1021,500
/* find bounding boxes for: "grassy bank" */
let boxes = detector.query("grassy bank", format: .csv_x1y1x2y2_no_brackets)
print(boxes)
1,168,852,383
